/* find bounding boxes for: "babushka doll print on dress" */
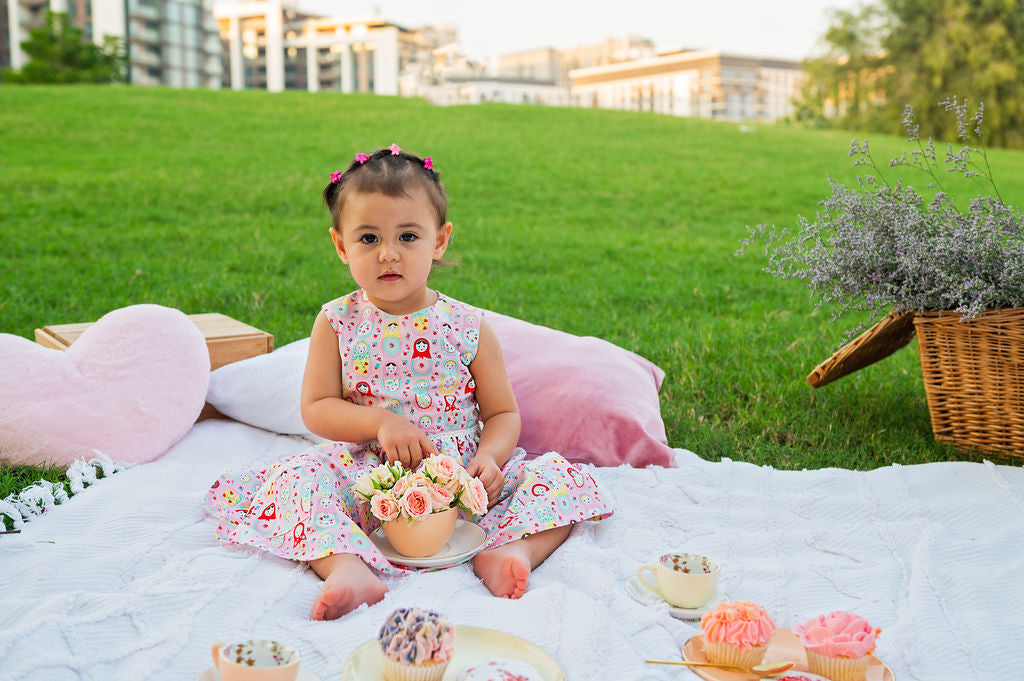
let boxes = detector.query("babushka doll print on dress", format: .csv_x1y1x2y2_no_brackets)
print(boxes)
205,289,613,575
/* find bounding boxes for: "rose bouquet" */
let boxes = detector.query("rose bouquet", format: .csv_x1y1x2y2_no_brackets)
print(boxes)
353,454,490,524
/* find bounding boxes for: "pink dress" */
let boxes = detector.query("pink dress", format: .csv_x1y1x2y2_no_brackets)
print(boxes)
204,289,613,574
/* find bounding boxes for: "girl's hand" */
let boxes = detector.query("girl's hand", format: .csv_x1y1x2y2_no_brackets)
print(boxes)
466,454,505,508
377,416,438,470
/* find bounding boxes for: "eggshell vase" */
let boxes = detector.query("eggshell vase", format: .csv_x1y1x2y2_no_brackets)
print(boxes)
382,508,458,557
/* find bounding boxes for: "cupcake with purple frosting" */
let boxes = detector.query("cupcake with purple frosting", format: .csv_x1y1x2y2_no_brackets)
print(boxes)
378,607,456,681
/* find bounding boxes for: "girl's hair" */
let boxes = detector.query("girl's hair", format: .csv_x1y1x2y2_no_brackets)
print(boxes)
322,147,447,229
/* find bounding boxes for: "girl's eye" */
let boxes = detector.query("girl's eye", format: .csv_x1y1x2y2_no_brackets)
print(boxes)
358,234,378,244
399,232,418,242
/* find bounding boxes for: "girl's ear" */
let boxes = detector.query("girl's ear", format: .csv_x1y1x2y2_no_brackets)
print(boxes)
434,222,453,260
330,227,350,264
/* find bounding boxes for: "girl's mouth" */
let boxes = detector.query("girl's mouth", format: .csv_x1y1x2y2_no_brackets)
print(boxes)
379,273,401,282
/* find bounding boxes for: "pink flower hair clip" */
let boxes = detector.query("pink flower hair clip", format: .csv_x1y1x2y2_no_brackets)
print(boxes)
388,143,401,156
423,157,434,171
354,152,368,165
330,171,343,183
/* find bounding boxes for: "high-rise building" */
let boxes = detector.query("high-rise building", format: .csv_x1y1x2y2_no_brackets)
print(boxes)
214,1,446,94
3,0,223,88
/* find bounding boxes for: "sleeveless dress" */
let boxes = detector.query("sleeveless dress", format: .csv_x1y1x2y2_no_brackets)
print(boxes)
204,289,613,575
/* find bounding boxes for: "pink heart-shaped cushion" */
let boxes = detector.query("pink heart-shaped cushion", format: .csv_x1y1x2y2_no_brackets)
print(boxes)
0,304,210,467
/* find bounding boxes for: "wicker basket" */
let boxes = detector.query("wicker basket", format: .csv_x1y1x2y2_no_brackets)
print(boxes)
808,307,1024,457
913,308,1024,456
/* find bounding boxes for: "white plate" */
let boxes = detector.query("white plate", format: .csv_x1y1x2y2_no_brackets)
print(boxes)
342,625,565,680
369,519,487,568
625,576,727,620
197,665,322,681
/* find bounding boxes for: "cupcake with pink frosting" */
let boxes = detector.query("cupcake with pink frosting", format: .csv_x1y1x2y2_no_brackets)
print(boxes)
791,611,880,681
700,600,776,669
378,607,456,681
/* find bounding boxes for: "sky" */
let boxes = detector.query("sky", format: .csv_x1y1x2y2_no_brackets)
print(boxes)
303,0,865,65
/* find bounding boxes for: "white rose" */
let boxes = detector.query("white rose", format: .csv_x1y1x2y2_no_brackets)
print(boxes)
353,474,376,500
369,464,395,488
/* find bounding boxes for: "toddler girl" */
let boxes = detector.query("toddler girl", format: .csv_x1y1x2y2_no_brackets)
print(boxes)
205,145,612,620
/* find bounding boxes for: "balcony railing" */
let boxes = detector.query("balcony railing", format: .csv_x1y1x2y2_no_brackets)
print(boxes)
130,49,161,67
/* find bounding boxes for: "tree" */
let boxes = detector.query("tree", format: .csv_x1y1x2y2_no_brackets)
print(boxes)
796,0,1024,148
794,4,888,131
1,11,125,84
882,0,1024,148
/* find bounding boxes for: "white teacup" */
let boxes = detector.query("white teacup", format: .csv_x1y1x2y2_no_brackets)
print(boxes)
211,639,300,681
636,552,720,608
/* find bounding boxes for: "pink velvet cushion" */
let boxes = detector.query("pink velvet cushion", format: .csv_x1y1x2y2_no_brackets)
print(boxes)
487,311,675,468
0,304,210,467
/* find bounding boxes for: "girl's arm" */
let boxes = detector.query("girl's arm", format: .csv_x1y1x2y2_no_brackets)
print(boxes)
301,312,437,467
466,318,521,505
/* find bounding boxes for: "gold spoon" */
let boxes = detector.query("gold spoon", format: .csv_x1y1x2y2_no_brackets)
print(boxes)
645,659,797,677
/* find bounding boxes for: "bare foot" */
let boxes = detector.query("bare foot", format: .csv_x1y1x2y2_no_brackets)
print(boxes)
308,554,388,621
472,542,531,599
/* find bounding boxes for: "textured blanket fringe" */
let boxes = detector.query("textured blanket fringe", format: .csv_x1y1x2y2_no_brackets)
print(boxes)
0,450,130,531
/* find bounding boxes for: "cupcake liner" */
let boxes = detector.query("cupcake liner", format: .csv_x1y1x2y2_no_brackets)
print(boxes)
702,640,769,669
381,655,450,681
805,649,870,681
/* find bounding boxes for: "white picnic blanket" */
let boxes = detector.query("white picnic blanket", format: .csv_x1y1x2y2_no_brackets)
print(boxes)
1,419,1022,680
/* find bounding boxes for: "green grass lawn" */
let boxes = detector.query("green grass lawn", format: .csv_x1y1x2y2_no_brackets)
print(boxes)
2,85,1022,500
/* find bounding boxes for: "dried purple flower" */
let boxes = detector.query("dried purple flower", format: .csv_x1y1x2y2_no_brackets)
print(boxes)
738,98,1024,343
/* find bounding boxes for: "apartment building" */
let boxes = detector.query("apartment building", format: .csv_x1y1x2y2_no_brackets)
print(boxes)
498,36,655,88
3,0,223,87
214,1,445,94
411,76,570,107
569,49,803,122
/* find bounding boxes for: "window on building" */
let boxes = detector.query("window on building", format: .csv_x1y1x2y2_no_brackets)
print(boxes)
163,2,180,22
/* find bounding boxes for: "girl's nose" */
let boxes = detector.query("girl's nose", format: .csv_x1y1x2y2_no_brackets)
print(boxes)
379,242,399,261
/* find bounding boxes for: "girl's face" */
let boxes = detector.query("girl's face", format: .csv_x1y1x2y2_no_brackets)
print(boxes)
331,186,452,315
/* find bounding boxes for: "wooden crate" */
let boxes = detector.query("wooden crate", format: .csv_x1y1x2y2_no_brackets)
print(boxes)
34,313,274,421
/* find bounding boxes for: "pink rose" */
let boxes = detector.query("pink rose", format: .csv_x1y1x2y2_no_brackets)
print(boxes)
459,476,489,516
401,487,432,520
429,483,455,510
423,454,460,484
370,492,400,522
391,475,411,499
452,468,474,494
406,472,431,489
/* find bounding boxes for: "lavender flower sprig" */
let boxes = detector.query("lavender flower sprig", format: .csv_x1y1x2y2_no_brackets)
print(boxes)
739,98,1024,342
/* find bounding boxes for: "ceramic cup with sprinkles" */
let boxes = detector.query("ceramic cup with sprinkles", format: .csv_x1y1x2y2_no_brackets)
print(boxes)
210,639,300,681
636,552,720,608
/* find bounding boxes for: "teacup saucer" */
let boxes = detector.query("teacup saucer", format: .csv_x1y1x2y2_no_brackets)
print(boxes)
197,665,322,681
625,576,727,620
